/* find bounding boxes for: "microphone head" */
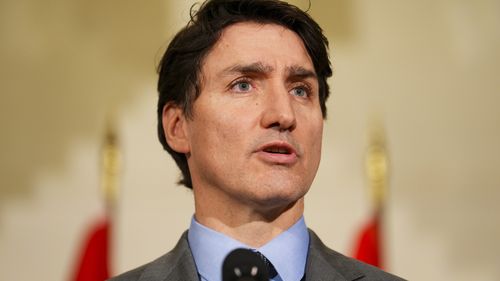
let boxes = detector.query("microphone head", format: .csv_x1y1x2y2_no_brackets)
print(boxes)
222,248,269,281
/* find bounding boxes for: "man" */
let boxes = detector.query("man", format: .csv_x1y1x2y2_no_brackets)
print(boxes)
111,0,404,280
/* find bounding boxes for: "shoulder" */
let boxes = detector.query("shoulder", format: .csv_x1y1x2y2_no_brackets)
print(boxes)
307,230,406,281
108,263,147,281
108,231,199,281
108,248,182,281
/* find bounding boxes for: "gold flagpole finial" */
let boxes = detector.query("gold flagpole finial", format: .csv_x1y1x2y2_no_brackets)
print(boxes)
365,119,389,210
101,118,121,208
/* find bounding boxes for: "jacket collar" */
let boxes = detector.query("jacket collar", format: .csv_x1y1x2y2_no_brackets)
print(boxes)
138,231,200,281
306,229,365,281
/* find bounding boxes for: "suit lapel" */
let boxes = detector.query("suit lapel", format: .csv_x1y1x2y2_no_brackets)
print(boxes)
305,230,365,281
138,231,200,281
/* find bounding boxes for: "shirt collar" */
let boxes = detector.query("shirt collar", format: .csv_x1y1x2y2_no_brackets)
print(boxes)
188,216,309,281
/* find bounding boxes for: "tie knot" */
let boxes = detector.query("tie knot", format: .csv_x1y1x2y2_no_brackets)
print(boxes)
255,251,278,278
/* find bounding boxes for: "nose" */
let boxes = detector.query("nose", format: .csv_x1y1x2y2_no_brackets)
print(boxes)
260,86,297,132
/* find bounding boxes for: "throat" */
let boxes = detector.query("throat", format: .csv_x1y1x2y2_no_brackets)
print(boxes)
193,198,305,248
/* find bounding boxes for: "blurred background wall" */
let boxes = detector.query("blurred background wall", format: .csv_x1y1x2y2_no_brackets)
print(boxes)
1,0,499,280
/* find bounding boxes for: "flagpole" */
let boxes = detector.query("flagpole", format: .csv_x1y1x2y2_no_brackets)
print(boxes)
99,117,121,278
365,121,389,212
70,119,120,281
362,119,389,268
101,119,121,212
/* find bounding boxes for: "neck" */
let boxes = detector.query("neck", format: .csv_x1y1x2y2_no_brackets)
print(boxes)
193,189,304,248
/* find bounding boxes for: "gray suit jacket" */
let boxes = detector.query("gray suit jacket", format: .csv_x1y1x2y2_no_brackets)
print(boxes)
109,230,405,281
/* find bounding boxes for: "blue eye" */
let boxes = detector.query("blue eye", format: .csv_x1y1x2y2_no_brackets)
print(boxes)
232,81,252,92
291,87,308,97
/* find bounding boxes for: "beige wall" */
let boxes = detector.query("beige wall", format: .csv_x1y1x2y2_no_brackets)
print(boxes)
1,0,499,280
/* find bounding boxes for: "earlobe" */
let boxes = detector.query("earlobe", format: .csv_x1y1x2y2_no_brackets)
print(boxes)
162,103,190,153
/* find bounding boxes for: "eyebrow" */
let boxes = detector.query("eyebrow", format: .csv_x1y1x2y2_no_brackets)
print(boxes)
219,62,317,80
220,62,274,76
285,65,317,80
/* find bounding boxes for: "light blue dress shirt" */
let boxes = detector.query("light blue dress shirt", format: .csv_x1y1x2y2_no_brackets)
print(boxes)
188,216,310,281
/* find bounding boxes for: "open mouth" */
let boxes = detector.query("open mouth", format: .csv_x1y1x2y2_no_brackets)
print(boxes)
259,141,297,156
256,141,298,164
263,146,292,154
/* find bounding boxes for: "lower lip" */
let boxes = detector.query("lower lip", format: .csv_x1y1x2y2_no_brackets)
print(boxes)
256,151,298,165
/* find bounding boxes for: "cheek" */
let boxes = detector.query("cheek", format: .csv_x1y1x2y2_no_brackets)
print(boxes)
191,108,243,156
305,117,324,161
300,106,323,138
192,92,251,141
314,123,323,147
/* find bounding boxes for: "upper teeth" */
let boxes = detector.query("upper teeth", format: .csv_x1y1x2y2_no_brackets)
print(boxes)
267,147,288,154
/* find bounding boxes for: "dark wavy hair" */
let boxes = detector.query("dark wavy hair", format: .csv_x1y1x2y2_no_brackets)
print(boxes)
157,0,332,189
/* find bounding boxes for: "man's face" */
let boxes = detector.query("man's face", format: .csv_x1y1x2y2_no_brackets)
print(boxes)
182,22,323,210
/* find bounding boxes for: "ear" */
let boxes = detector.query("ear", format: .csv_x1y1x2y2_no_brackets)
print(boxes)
162,103,190,154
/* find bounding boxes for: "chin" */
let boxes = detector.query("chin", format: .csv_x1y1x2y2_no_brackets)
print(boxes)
247,182,309,209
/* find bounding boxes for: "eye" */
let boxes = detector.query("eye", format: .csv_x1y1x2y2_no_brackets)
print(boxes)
290,86,309,98
231,80,253,93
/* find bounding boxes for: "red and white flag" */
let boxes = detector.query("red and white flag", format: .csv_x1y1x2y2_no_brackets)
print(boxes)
352,212,382,268
70,217,111,281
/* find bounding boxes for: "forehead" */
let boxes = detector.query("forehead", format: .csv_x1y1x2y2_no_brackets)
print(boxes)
201,22,315,78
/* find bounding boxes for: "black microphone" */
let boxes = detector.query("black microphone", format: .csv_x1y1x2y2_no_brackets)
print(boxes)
222,248,269,281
